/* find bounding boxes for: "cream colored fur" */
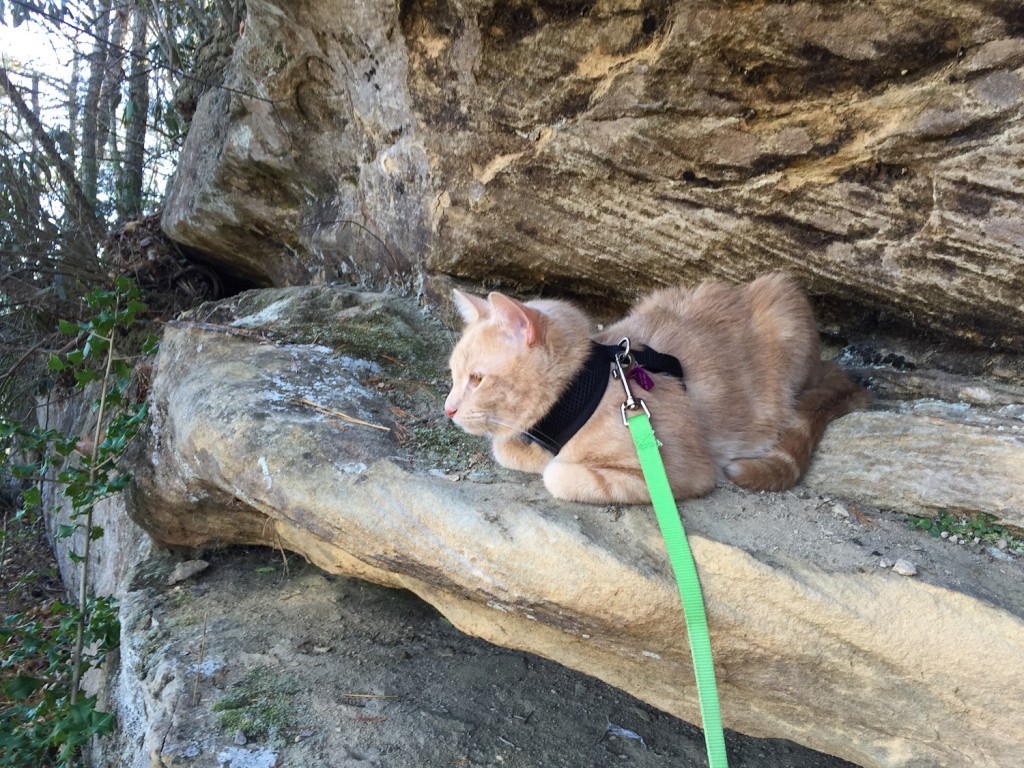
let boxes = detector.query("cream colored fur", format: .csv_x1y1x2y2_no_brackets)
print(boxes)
445,273,868,504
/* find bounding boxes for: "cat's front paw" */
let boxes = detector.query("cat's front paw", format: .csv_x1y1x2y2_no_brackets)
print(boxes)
542,461,649,504
492,436,552,474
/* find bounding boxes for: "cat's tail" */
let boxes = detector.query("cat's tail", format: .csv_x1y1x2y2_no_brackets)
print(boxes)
726,361,870,492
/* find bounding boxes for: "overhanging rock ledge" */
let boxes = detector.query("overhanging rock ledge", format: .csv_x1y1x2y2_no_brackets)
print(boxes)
127,285,1024,768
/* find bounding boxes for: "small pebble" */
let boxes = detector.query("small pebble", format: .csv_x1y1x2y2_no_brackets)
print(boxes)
878,558,892,569
996,538,1008,551
940,531,950,539
892,559,918,577
233,731,247,746
831,503,850,519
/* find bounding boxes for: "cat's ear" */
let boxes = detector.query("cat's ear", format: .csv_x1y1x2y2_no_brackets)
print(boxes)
452,289,490,325
488,292,545,347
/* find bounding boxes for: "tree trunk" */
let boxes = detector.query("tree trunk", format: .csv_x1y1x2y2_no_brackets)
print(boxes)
66,53,79,170
98,4,127,179
79,0,112,209
119,4,150,220
29,74,39,157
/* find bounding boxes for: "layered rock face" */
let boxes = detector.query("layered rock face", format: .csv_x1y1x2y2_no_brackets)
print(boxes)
127,286,1024,768
151,2,1024,763
163,0,1024,349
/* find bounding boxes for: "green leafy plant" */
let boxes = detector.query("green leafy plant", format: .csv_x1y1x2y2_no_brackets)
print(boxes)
0,598,119,766
1,277,156,767
909,511,1023,554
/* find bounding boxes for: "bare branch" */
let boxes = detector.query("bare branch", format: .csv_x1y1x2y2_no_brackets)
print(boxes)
0,65,104,244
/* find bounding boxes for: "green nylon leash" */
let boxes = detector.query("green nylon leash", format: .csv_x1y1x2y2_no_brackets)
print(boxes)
613,339,728,768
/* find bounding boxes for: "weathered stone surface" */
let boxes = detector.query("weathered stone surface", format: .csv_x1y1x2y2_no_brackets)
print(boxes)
36,388,153,601
163,0,1024,349
805,408,1024,529
163,0,429,288
127,285,1024,768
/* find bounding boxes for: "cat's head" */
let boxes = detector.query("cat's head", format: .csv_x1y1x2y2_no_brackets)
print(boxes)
444,289,585,438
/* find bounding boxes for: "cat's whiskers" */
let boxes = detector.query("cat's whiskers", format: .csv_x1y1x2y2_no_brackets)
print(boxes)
458,411,530,436
484,415,531,433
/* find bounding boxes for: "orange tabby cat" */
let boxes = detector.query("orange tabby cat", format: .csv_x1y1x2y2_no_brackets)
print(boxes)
444,273,868,504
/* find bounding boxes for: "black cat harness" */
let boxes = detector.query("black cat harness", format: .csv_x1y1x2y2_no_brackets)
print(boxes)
523,339,684,454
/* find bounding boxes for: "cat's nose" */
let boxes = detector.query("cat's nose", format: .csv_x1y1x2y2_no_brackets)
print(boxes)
444,396,458,418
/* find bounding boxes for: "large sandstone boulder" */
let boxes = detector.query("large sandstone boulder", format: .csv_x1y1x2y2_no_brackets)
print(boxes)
163,0,1024,350
127,285,1024,768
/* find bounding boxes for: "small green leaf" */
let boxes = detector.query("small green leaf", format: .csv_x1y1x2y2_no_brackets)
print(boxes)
86,288,115,309
90,708,115,736
124,299,147,323
54,434,81,456
10,463,37,479
99,434,127,453
21,486,41,507
107,474,130,492
58,319,81,335
47,354,67,371
82,336,112,362
3,675,44,701
103,389,125,408
113,360,133,384
91,312,116,335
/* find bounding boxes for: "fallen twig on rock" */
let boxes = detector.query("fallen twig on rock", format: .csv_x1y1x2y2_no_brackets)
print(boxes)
290,397,390,432
167,319,275,343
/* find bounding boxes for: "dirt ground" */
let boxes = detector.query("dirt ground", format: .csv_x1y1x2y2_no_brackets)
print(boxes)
130,546,858,768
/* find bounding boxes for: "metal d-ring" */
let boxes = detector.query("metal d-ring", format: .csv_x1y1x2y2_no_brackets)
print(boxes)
612,337,649,425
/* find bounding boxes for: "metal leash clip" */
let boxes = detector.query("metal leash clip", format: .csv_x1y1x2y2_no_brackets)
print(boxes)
612,337,650,426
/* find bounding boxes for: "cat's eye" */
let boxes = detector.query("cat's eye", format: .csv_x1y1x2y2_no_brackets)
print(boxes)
468,373,483,387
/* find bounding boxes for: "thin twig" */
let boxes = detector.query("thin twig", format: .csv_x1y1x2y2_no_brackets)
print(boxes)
290,397,390,432
0,336,77,384
276,534,290,577
166,319,275,343
70,308,119,705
